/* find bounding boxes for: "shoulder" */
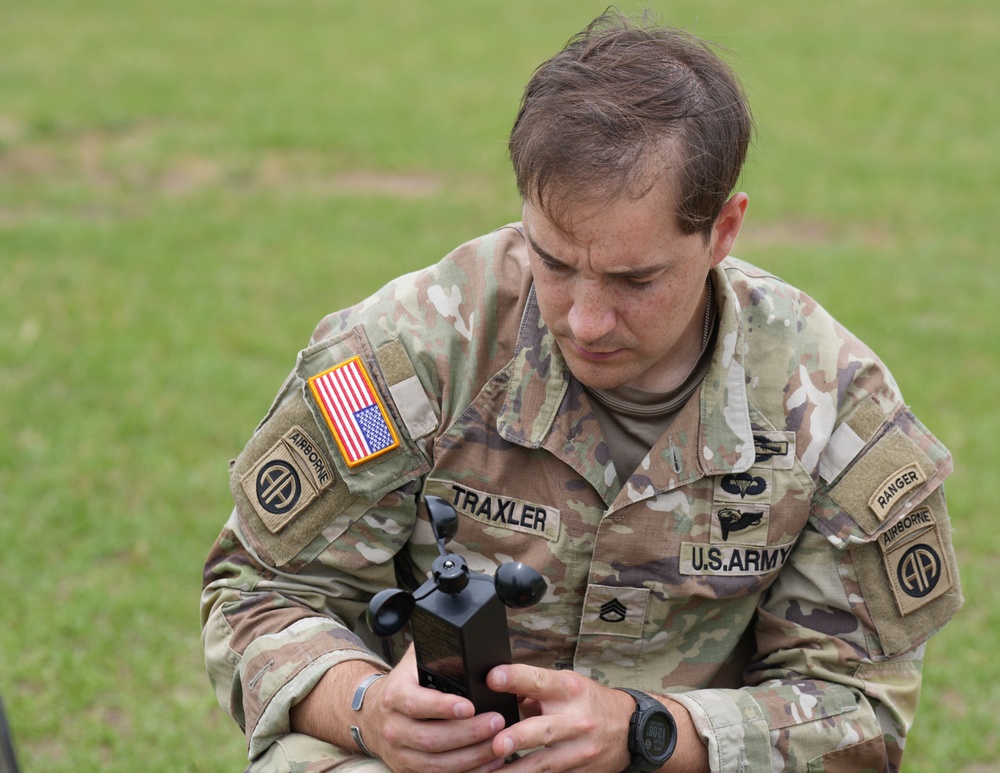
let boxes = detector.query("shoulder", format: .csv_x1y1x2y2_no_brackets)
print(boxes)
309,223,531,347
227,225,534,568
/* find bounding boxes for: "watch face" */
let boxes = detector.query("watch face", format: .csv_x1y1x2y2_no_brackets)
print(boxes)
643,714,673,758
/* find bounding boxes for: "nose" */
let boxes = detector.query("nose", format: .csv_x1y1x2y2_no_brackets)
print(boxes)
566,281,616,344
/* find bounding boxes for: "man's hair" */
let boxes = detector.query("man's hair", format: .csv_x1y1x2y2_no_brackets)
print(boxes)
509,10,753,240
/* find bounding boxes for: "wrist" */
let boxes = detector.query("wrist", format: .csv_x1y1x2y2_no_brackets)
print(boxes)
350,672,386,758
289,661,387,753
656,697,708,773
617,688,678,773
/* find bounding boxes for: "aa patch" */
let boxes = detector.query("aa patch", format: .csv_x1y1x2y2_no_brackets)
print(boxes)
881,515,953,616
308,356,400,468
240,425,335,534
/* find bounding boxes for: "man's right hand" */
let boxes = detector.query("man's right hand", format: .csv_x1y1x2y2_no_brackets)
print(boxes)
291,644,508,773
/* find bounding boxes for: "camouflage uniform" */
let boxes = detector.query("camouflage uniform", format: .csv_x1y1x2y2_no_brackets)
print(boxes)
201,224,961,773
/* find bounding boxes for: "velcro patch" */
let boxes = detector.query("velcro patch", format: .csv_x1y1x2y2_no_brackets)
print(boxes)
869,462,927,522
424,478,560,541
881,518,953,616
308,356,400,468
580,585,649,638
819,423,866,483
375,339,438,439
679,540,796,576
849,487,962,655
828,426,935,535
240,426,335,534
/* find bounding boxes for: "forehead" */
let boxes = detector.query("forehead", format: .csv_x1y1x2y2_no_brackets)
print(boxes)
524,166,685,237
522,187,691,267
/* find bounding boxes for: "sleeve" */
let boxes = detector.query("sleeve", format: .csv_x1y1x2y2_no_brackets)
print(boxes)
200,321,437,760
671,400,962,773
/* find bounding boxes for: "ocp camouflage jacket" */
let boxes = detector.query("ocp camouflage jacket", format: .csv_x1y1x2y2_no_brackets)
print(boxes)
201,224,961,772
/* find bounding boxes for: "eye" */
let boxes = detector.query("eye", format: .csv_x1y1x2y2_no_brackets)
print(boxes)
622,276,655,290
536,252,569,273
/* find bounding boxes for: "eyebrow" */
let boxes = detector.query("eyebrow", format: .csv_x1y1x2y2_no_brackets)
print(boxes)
526,234,670,281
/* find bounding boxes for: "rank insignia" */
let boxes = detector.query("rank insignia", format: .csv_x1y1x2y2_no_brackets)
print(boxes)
308,356,400,468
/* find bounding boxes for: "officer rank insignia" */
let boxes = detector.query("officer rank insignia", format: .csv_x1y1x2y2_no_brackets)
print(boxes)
308,356,400,468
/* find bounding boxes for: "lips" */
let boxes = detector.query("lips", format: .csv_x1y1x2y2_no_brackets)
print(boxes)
566,339,623,362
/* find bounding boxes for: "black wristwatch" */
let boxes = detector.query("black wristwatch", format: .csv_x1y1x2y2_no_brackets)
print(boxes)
617,688,678,773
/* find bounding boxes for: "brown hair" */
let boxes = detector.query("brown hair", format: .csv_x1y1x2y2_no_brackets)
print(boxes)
509,10,753,240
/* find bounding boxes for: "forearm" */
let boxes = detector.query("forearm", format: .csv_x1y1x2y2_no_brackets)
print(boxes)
291,660,389,753
200,520,393,757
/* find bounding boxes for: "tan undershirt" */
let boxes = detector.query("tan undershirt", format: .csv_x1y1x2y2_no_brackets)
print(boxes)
586,309,717,485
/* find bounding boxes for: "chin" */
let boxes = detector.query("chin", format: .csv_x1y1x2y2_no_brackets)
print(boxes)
566,361,632,391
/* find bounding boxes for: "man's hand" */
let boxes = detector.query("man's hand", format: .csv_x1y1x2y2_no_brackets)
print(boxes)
292,645,507,773
485,664,635,772
486,664,710,773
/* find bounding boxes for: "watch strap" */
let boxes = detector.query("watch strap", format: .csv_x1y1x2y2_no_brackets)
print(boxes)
616,688,676,773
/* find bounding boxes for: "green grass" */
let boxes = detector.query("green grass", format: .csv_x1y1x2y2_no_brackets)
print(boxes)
1,1,996,770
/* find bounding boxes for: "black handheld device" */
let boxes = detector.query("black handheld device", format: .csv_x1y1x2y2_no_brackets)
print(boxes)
367,495,547,727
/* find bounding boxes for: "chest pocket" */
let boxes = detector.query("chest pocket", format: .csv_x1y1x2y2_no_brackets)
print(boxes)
571,461,813,681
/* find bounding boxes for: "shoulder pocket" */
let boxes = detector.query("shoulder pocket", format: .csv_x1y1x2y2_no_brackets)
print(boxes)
297,325,431,503
810,408,961,656
811,407,952,548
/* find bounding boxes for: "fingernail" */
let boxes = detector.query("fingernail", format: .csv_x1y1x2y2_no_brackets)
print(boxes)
503,737,514,756
490,714,504,733
491,669,507,688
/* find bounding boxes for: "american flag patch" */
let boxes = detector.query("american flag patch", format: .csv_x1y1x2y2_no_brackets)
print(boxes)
308,357,400,468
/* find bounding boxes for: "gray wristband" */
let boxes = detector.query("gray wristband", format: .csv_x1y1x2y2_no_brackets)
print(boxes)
350,673,385,758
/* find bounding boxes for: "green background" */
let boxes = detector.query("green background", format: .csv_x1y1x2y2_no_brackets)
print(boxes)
1,1,996,770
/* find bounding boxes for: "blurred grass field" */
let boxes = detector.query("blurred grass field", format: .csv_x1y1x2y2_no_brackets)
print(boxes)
1,0,997,770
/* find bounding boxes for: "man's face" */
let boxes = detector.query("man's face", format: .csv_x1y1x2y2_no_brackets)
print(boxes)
523,189,745,392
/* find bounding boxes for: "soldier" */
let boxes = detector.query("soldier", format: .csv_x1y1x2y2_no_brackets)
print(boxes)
201,10,962,773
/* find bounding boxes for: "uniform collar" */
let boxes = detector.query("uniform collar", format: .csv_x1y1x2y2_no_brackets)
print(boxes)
497,263,755,500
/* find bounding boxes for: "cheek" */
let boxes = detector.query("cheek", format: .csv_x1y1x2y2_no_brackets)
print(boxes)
533,275,571,319
620,290,681,340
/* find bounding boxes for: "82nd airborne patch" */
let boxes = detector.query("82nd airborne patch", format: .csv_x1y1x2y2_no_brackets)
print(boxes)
879,506,953,615
240,425,335,534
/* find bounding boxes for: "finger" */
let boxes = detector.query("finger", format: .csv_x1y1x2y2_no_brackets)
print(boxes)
399,712,507,755
385,645,476,721
498,746,576,773
385,720,507,773
489,663,583,703
491,714,571,761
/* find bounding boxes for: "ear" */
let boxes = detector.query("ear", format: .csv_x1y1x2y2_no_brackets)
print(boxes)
709,193,749,267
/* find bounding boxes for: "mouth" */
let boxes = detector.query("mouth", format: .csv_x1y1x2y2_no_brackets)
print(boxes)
566,339,623,362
